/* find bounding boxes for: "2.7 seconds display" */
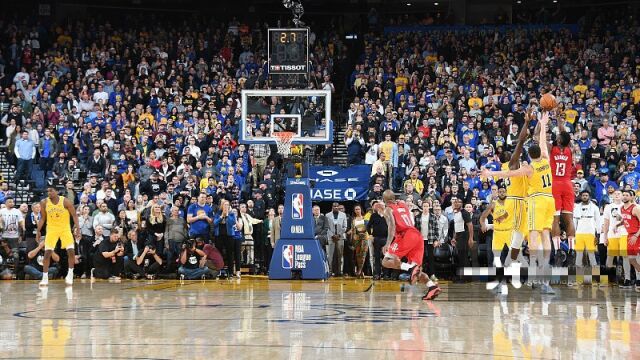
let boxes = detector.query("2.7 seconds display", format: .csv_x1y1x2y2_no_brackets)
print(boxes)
268,28,309,74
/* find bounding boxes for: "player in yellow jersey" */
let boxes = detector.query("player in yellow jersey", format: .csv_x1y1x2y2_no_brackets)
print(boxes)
500,108,532,270
483,112,556,294
36,186,80,287
480,185,510,294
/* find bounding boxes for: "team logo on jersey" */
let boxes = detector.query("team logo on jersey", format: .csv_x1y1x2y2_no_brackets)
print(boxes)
292,193,304,219
282,245,294,269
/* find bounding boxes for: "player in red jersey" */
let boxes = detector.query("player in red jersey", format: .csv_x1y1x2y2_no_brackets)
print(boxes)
545,116,576,263
534,107,574,238
381,190,441,300
620,190,640,291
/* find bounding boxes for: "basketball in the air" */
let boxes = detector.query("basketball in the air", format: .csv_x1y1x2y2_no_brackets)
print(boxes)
540,93,557,111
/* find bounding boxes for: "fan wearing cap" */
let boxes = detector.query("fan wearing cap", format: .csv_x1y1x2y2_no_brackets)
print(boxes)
574,169,588,192
589,168,618,206
622,161,640,191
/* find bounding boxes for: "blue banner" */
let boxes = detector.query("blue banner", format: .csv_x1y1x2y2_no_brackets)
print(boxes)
384,24,578,35
308,165,372,202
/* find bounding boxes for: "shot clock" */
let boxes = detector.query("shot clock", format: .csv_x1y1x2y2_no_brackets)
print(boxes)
268,28,309,75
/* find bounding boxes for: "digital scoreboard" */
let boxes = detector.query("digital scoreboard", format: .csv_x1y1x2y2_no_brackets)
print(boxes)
268,28,309,75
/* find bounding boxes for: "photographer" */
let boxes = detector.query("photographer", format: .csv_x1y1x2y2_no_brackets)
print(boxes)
24,238,60,280
178,238,214,279
93,229,125,280
346,128,365,165
124,230,163,279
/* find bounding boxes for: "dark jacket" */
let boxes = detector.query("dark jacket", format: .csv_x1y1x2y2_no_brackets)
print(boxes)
314,214,329,246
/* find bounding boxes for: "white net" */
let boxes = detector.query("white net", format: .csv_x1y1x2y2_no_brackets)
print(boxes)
273,132,295,157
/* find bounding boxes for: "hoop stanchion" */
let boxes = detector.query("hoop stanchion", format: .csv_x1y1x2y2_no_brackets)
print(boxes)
269,177,330,280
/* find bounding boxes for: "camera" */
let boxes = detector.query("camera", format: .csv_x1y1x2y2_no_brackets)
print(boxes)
184,239,195,249
148,244,155,251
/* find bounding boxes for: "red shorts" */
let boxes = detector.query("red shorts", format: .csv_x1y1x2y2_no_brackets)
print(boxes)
552,181,574,213
387,229,424,266
628,238,640,256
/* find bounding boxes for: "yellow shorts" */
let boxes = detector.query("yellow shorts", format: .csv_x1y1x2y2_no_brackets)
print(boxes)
492,229,511,252
505,198,527,235
575,233,597,252
527,194,555,232
607,236,628,257
44,228,74,250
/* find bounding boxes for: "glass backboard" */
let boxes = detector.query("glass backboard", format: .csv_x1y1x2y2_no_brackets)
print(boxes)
239,89,333,145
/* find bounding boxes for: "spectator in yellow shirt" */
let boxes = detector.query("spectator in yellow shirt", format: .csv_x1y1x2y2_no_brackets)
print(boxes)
404,168,424,196
139,106,156,129
633,84,640,104
574,79,587,97
468,91,482,109
564,103,578,125
394,69,408,94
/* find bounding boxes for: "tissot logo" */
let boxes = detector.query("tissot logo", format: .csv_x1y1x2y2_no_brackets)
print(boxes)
317,170,338,177
270,64,307,71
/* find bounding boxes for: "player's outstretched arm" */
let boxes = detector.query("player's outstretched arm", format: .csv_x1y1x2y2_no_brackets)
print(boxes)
510,108,532,170
479,202,495,233
482,166,531,180
539,112,550,160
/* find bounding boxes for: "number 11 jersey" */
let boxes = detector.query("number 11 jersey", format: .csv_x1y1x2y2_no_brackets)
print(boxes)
528,158,553,196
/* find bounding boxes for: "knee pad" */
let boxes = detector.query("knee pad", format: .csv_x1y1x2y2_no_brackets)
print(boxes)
510,231,524,249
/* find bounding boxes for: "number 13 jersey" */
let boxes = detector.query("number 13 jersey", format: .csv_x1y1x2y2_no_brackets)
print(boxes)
550,145,573,184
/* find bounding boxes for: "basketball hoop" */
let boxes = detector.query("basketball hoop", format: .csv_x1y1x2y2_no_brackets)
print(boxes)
273,132,296,157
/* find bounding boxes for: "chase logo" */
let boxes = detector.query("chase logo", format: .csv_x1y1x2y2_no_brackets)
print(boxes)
282,245,294,269
292,193,304,219
344,188,357,200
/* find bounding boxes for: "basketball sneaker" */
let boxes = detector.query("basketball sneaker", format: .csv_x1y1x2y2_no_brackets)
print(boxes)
422,285,441,301
39,277,48,287
620,280,633,289
65,272,74,286
408,265,421,286
540,283,556,295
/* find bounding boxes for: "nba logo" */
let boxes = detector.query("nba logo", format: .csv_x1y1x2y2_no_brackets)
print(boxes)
282,245,294,269
292,193,304,219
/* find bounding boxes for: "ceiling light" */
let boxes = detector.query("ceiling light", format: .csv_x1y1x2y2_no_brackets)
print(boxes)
406,2,412,5
434,2,439,5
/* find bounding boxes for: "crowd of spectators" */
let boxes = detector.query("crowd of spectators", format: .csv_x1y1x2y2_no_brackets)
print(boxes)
0,13,345,280
345,6,640,277
0,5,640,281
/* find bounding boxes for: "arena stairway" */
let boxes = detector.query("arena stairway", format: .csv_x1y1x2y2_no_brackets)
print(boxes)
0,145,37,205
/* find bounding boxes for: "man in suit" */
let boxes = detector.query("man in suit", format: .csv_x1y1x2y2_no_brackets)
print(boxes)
326,202,348,276
269,204,284,250
313,205,329,246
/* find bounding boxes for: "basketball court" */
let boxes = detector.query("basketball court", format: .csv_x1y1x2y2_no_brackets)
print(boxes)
1,279,638,359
